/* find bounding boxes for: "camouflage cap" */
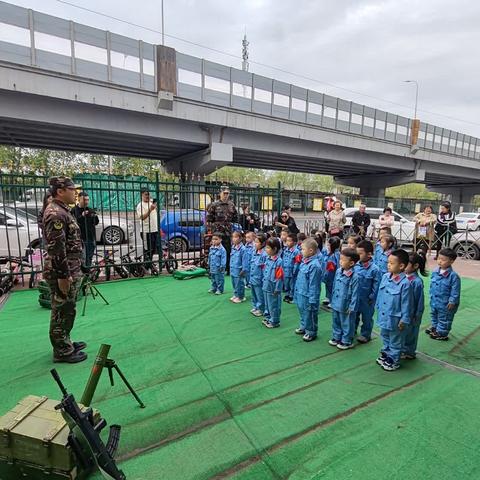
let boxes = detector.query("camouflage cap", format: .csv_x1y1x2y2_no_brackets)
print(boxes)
49,176,76,189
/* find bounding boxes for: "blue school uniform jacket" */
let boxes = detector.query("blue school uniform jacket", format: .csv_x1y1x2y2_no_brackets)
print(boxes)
293,245,303,278
262,255,284,293
322,250,340,283
429,267,461,309
376,272,413,330
244,241,254,266
331,268,359,313
406,272,425,324
294,256,322,306
355,260,381,306
208,244,227,273
282,246,298,278
249,248,267,286
373,247,392,275
230,243,249,277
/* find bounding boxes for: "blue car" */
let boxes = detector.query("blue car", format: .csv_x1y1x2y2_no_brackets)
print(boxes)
160,210,206,253
160,209,243,253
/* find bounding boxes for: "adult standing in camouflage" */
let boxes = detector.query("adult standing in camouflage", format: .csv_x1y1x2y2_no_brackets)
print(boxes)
205,185,238,272
43,176,87,364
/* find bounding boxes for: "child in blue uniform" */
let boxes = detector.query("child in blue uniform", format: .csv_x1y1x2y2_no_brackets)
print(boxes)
355,240,381,344
375,249,413,371
244,231,256,287
402,251,427,359
426,247,461,341
262,237,284,329
322,236,341,307
230,231,249,303
346,234,361,250
373,233,395,275
208,232,227,295
249,233,267,317
280,228,289,256
294,238,322,342
282,233,298,303
328,248,359,350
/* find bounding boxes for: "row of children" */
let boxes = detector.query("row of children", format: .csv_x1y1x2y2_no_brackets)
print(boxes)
208,228,461,371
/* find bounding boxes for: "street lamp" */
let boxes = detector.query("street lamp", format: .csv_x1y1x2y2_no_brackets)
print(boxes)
404,80,419,119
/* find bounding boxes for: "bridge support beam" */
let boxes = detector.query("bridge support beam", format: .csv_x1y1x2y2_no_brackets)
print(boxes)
428,185,480,207
163,142,233,176
335,170,426,205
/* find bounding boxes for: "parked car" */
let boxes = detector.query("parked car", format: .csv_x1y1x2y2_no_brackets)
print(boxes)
0,206,42,258
450,231,480,260
160,209,243,252
344,207,415,245
160,209,206,252
11,203,134,245
455,212,480,231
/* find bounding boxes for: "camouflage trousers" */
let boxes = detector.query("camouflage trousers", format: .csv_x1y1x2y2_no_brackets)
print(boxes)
48,278,81,357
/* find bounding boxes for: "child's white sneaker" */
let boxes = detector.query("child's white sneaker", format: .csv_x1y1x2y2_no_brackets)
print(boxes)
232,297,242,304
215,291,223,295
252,309,263,317
230,296,236,301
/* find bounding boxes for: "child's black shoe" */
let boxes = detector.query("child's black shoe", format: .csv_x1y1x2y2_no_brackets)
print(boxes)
302,333,317,342
295,328,305,335
425,326,436,335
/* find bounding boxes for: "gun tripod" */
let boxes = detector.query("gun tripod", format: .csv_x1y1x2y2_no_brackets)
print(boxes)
81,277,109,317
81,344,145,409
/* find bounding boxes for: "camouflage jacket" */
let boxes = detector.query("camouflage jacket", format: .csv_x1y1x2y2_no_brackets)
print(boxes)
43,199,83,280
205,200,238,235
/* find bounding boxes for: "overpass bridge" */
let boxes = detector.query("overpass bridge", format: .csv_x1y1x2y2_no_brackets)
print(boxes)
0,1,479,203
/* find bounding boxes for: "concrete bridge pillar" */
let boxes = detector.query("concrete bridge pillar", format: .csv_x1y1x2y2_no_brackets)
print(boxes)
428,185,479,208
358,186,386,207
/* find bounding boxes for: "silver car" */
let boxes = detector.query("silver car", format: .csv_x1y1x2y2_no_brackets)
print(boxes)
450,230,480,260
0,206,42,258
11,203,134,246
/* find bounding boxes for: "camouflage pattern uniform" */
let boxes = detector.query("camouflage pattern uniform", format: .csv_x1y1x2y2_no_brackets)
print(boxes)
43,180,83,358
205,197,238,270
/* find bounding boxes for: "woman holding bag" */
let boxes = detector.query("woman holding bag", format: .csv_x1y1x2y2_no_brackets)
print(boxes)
327,200,346,239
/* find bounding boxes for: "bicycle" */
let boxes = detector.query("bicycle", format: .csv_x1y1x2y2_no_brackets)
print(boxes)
120,249,148,278
89,250,129,282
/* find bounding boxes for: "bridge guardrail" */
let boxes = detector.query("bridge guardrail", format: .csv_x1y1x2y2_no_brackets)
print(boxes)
1,1,480,161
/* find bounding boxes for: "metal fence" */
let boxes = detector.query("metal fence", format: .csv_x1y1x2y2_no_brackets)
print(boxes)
0,173,282,287
1,172,479,297
2,0,480,161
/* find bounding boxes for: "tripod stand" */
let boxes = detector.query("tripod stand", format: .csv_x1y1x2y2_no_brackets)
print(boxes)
81,344,145,408
81,275,109,317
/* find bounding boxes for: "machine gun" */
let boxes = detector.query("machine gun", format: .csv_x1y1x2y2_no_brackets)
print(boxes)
50,369,126,480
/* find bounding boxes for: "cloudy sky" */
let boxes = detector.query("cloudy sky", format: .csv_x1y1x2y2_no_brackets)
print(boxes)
5,0,480,137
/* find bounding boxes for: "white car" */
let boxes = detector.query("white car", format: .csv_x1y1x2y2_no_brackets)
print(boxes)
455,212,480,231
11,203,134,245
0,206,42,258
344,207,416,245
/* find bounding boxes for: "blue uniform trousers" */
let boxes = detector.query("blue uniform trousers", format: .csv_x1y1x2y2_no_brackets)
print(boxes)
355,302,375,339
431,307,455,336
296,294,319,336
283,276,293,297
231,275,245,299
211,273,225,293
325,279,334,302
264,292,281,325
332,310,356,345
251,284,265,312
380,328,406,364
403,322,420,356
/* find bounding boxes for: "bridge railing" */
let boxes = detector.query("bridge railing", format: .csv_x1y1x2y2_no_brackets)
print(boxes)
1,1,480,161
0,0,155,90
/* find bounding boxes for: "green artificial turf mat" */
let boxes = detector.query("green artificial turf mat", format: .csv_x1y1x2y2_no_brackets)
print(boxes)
0,274,479,479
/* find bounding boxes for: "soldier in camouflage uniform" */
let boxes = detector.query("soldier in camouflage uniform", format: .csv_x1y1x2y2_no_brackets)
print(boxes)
205,185,238,272
43,177,87,363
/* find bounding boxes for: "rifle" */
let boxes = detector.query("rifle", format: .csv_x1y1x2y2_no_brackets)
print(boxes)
51,369,126,480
